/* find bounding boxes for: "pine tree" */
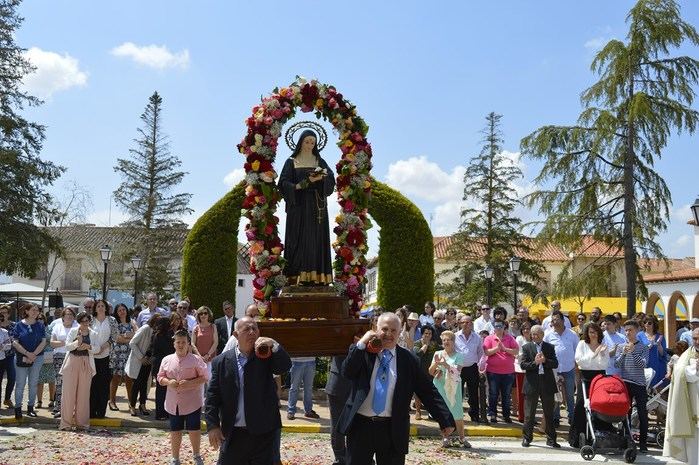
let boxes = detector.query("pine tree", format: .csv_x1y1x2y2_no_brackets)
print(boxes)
113,91,192,295
521,0,699,317
0,0,64,275
442,112,543,308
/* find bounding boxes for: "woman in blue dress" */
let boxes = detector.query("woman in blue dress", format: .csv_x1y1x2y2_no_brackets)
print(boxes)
429,330,471,449
642,315,667,387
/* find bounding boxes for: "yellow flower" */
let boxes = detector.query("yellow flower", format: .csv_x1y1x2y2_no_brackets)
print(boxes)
315,98,324,109
364,179,371,189
345,152,356,162
251,160,260,171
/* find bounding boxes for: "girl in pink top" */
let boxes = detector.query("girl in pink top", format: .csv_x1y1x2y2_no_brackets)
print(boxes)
482,320,518,423
157,330,209,465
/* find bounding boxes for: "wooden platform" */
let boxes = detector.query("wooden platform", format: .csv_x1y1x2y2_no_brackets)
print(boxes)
260,293,369,356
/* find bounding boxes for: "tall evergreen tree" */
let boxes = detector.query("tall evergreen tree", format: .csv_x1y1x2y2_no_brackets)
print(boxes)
521,0,699,317
441,112,543,308
0,0,64,275
113,91,192,295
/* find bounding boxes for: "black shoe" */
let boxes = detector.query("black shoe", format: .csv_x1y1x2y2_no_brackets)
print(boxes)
489,416,497,424
522,439,530,447
639,445,648,453
26,406,37,418
547,441,561,448
14,407,22,419
504,417,513,424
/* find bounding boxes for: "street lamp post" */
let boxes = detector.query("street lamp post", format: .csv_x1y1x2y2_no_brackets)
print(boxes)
691,197,699,226
99,245,112,302
131,255,142,307
484,265,494,307
509,256,521,312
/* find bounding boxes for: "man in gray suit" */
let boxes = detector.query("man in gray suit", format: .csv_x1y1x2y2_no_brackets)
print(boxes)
326,355,351,465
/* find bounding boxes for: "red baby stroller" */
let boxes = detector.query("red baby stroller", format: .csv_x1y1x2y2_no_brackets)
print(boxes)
579,374,637,463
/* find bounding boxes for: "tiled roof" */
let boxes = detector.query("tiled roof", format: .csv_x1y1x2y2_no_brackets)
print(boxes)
434,235,693,275
433,235,621,262
643,267,699,283
46,225,190,254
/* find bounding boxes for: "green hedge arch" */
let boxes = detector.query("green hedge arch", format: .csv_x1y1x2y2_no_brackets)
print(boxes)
368,179,434,311
180,179,434,316
180,181,245,316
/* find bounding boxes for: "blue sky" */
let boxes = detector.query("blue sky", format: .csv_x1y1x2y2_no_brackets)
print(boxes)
17,0,699,259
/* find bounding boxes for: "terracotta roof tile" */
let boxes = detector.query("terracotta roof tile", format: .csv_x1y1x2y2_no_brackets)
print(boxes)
643,267,699,283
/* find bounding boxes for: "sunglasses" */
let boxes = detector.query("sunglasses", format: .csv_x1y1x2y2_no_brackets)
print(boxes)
446,311,456,315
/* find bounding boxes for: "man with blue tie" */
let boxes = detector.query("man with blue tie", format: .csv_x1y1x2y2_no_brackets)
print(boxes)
337,313,455,465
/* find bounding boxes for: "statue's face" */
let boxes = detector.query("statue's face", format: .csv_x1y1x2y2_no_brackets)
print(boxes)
301,135,316,152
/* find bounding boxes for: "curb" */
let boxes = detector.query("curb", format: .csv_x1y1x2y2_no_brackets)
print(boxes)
0,416,528,438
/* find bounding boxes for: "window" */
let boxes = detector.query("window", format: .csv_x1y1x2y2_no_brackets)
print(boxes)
238,279,245,287
367,271,377,294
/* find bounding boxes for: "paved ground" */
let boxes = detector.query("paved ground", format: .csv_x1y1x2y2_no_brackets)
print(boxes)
0,426,677,465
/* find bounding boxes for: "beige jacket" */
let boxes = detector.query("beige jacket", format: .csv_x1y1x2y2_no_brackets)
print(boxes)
59,327,100,377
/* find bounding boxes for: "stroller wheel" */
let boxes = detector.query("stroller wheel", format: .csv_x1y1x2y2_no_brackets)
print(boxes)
624,448,637,463
656,430,665,447
580,445,595,461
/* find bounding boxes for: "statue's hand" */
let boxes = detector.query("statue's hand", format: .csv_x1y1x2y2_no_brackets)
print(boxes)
308,173,324,183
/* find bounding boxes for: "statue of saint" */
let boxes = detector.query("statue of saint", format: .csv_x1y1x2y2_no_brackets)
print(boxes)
278,129,335,285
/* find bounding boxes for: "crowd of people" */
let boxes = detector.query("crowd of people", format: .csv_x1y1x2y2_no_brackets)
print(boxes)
0,295,697,465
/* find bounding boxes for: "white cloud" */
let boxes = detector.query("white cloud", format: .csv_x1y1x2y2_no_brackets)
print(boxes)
22,47,87,98
584,37,607,50
111,42,190,70
223,168,245,187
385,156,465,202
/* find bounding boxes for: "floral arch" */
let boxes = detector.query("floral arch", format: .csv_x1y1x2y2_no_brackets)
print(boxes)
238,77,372,314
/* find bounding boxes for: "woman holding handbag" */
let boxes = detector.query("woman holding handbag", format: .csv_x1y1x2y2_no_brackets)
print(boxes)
125,313,161,416
11,304,46,419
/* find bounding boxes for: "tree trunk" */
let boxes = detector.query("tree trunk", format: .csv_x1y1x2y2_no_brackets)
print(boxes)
623,87,637,318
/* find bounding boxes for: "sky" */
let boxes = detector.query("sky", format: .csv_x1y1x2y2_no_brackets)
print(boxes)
16,0,699,260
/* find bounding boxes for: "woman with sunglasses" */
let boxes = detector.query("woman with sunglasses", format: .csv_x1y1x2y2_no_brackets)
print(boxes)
574,313,586,340
643,315,667,387
59,311,100,430
443,309,460,332
50,307,77,417
11,304,46,419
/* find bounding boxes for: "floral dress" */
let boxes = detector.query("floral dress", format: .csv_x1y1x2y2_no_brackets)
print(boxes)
109,322,134,377
432,350,465,420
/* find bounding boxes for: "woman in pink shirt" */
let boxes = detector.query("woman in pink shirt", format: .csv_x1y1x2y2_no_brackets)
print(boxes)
482,320,518,423
157,330,209,465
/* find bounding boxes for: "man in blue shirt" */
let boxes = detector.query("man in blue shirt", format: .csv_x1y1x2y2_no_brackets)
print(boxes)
603,315,627,376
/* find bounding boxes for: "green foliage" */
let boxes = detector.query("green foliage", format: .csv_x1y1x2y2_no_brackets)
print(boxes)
368,179,434,311
181,182,245,317
0,0,64,275
521,0,699,316
447,112,544,307
553,263,613,313
113,91,194,293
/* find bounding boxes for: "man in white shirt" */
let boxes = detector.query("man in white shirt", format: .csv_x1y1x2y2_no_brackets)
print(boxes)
177,300,197,333
602,315,627,377
455,315,485,423
215,301,237,354
136,292,169,327
338,313,456,463
543,310,579,426
541,301,572,332
474,305,494,335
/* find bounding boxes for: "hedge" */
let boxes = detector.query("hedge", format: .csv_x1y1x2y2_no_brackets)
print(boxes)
368,180,434,312
180,179,434,317
180,181,245,317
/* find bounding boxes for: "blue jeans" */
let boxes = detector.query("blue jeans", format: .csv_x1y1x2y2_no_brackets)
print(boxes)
554,369,576,422
15,354,44,408
487,372,514,420
287,360,316,414
2,354,15,401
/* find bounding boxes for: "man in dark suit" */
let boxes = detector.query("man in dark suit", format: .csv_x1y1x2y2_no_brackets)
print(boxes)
338,313,455,465
205,316,291,464
326,354,351,465
520,324,560,448
214,301,237,354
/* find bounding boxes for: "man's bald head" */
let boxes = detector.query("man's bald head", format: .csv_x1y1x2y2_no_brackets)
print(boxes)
245,304,259,318
692,327,699,350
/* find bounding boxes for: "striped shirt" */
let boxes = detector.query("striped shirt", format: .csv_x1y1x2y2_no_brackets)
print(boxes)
614,340,649,386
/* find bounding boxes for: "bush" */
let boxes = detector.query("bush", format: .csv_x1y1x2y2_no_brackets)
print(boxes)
180,181,245,317
369,180,434,311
